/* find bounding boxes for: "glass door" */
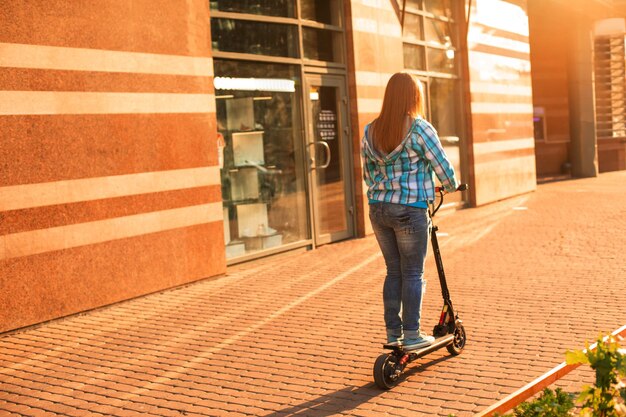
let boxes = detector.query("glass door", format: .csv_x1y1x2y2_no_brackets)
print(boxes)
304,74,354,245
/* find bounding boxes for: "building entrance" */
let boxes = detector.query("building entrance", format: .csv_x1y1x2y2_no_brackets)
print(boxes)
210,0,355,262
304,74,354,246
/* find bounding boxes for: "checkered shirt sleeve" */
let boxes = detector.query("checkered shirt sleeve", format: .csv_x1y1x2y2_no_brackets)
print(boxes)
412,119,459,193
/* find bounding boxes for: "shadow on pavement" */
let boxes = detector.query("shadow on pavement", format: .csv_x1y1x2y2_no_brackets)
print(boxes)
263,353,453,417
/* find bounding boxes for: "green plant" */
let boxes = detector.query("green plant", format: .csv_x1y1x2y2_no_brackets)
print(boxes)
565,334,626,417
512,388,575,417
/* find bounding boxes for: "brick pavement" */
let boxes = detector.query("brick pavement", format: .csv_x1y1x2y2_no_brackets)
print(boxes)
1,171,625,417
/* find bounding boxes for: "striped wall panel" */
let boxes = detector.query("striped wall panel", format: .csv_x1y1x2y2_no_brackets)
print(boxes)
346,0,404,235
0,1,225,333
467,0,537,205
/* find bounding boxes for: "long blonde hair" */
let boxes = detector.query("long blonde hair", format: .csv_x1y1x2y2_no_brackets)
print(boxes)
371,72,426,154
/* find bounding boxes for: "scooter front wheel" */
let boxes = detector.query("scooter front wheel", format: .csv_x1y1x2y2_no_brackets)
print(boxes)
373,353,400,390
446,323,467,355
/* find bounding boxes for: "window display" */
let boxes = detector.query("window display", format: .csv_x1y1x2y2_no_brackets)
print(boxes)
215,60,309,260
232,131,265,167
211,1,351,261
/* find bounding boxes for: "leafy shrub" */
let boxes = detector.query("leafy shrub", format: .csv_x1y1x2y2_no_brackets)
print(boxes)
565,334,626,417
513,388,575,417
504,333,626,417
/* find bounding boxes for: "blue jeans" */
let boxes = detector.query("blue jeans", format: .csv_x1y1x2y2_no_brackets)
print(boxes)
369,203,431,340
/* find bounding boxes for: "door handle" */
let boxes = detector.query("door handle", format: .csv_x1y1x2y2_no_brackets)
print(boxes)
316,141,332,169
308,141,332,169
307,142,316,168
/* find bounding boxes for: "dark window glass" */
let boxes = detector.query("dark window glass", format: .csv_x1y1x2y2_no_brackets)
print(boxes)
427,47,456,74
403,13,423,41
300,0,341,26
211,18,299,58
303,28,338,62
403,43,426,70
209,0,295,18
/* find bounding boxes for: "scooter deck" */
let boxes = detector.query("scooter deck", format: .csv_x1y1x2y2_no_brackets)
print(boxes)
383,334,455,358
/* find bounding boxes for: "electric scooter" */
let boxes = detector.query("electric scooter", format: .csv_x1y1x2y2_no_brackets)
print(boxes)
373,184,468,390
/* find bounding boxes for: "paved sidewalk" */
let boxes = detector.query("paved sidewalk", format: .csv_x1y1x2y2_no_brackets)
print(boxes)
1,172,625,417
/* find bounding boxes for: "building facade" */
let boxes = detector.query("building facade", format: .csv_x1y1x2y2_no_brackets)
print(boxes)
529,0,626,177
1,0,625,333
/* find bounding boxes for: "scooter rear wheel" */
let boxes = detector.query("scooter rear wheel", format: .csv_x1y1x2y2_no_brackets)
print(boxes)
373,353,399,390
446,323,466,355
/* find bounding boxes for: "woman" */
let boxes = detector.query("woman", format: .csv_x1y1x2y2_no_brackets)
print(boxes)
361,72,459,350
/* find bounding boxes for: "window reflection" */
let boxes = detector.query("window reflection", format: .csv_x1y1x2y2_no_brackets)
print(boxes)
429,78,462,205
424,17,453,44
403,13,423,41
424,0,452,17
401,0,463,204
403,44,426,70
303,27,340,62
209,0,295,18
430,78,458,137
403,6,457,72
427,47,456,74
211,18,299,58
300,0,341,26
404,0,423,11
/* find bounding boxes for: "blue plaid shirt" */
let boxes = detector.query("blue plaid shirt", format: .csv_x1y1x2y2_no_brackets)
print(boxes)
361,117,459,205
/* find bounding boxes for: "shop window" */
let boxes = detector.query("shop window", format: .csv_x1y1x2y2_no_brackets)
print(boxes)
214,60,309,260
302,27,342,62
404,0,423,11
400,0,465,207
300,0,341,26
401,5,457,73
210,1,350,260
403,13,424,41
429,78,462,205
403,44,426,71
399,0,452,15
427,47,456,74
429,78,459,137
211,18,299,58
423,0,452,17
209,0,296,18
424,17,453,44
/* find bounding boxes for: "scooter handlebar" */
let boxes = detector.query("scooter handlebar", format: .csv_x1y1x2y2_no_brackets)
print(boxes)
435,184,469,194
431,184,468,217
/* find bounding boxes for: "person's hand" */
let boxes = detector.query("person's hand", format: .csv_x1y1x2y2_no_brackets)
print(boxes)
435,184,468,194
